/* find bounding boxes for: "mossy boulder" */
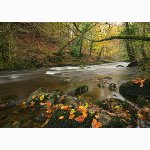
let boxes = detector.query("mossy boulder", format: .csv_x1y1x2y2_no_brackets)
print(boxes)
96,98,138,128
119,79,150,107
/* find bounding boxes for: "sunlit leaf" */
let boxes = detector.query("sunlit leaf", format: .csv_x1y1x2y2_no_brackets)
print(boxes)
59,116,64,119
40,95,44,101
82,113,88,118
61,106,69,110
85,102,89,108
92,118,102,128
69,113,75,119
47,102,51,107
75,115,85,123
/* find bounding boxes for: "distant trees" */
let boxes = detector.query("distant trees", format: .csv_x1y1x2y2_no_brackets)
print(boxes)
0,22,150,70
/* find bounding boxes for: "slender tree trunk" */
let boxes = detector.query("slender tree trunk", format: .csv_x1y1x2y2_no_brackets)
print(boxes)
125,22,136,62
79,38,83,57
141,24,147,59
89,41,93,56
97,47,103,61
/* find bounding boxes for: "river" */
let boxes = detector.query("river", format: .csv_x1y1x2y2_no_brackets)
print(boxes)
0,62,150,103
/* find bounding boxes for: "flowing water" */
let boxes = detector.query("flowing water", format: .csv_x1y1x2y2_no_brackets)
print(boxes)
0,62,150,103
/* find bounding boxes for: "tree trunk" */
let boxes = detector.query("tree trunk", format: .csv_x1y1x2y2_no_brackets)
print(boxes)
89,41,93,56
125,22,136,62
140,24,147,59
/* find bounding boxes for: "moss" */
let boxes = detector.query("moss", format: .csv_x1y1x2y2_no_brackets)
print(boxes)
119,80,150,107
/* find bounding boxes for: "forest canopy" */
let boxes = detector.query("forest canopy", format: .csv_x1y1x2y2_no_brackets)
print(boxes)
0,22,150,70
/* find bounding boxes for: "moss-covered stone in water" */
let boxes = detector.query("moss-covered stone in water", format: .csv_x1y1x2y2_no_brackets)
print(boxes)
96,98,138,127
119,79,150,107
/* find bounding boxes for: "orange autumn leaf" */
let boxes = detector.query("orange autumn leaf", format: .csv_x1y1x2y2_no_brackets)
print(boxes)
30,101,35,107
82,113,88,118
46,113,52,118
59,116,64,119
92,118,102,128
132,78,146,87
61,106,69,110
69,113,75,119
75,115,85,123
78,106,87,113
46,108,52,113
47,102,51,107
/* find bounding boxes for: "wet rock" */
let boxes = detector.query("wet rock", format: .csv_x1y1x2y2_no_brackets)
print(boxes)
22,120,33,128
2,123,12,128
109,83,117,91
11,110,19,115
80,65,85,69
116,65,124,67
0,102,16,110
127,61,138,67
67,85,88,96
119,79,150,107
64,78,71,82
33,113,46,122
98,79,108,88
103,76,112,80
97,98,138,127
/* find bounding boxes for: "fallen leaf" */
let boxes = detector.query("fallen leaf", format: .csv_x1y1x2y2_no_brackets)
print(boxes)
46,108,52,114
95,114,100,119
70,109,76,114
78,106,87,113
69,113,75,119
75,115,85,123
92,118,102,128
40,95,44,101
59,116,64,119
61,106,69,110
82,113,88,118
132,78,146,87
85,102,89,108
47,102,51,107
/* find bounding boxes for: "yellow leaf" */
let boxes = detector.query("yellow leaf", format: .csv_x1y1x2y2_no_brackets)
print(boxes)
61,106,69,110
59,116,64,120
70,109,76,114
78,106,87,113
85,102,89,108
40,95,44,101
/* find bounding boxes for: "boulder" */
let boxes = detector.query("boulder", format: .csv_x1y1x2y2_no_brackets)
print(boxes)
127,61,138,67
98,79,108,88
116,65,124,67
109,83,117,91
119,79,150,107
67,85,88,96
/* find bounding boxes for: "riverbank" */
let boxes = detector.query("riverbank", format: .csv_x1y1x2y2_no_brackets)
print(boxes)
0,87,149,128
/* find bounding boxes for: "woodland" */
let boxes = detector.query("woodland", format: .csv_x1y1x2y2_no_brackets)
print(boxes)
0,22,150,128
0,22,150,70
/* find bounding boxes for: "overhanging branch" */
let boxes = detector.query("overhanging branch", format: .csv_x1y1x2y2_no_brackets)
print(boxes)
84,36,150,43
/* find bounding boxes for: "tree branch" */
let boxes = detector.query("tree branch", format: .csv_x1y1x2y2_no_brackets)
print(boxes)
84,35,150,43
